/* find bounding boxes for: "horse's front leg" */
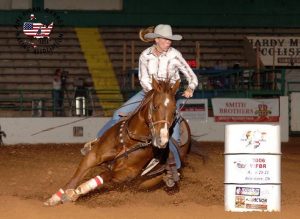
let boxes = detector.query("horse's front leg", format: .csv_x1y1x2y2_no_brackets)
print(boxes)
44,148,115,206
64,150,99,190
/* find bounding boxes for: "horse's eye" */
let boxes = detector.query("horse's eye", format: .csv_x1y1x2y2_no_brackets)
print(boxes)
153,105,159,111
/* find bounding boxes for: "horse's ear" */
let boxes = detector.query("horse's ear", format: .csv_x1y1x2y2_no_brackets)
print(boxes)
152,77,161,91
171,79,180,94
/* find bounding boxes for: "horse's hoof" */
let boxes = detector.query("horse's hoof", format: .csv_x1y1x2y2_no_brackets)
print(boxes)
64,189,80,202
43,199,60,207
43,188,65,206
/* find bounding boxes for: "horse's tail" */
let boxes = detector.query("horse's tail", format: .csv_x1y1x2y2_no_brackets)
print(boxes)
182,118,192,154
177,118,192,164
180,118,210,165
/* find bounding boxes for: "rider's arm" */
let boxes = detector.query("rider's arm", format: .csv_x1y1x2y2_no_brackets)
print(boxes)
138,54,152,92
175,52,198,92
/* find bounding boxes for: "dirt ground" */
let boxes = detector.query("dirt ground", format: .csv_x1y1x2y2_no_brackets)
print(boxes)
0,138,299,219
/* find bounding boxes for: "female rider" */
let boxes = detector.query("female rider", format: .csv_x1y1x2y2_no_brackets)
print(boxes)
92,24,198,186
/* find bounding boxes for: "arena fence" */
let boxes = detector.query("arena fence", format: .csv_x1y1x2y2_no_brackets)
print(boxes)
0,68,285,117
287,81,300,136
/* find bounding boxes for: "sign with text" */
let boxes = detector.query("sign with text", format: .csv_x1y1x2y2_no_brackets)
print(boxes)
225,154,281,184
225,184,280,212
212,98,279,122
247,36,300,66
178,99,208,122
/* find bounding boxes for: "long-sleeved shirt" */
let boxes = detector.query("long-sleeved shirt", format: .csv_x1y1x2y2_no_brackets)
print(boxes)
138,46,198,92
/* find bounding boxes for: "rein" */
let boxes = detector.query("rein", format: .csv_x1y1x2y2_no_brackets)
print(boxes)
124,92,154,142
115,90,175,162
108,141,152,165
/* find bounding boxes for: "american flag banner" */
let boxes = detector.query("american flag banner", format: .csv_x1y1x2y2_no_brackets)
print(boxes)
23,22,54,38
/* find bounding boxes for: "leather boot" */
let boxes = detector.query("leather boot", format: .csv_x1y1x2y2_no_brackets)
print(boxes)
163,155,180,187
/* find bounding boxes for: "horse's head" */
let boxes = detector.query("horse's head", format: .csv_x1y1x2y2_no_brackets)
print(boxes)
148,79,180,149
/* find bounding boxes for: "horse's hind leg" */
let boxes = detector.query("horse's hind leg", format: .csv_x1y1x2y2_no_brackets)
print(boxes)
44,149,114,206
64,167,114,203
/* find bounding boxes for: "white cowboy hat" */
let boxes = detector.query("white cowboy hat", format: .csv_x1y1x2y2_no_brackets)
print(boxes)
144,24,182,41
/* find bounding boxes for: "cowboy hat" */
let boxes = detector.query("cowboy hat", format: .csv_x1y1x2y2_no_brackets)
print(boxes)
144,24,182,41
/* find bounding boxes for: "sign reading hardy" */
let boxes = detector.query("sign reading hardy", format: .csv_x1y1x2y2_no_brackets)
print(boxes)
15,8,64,54
247,36,300,66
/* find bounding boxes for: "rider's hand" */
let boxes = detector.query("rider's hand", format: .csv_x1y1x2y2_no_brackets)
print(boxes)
182,87,194,98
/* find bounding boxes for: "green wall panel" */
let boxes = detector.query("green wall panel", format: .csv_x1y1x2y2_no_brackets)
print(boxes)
1,0,300,27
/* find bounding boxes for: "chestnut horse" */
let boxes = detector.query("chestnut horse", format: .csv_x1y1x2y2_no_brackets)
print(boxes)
45,79,191,206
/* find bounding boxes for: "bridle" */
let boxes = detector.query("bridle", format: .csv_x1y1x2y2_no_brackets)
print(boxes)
112,91,179,163
124,92,175,143
147,96,174,140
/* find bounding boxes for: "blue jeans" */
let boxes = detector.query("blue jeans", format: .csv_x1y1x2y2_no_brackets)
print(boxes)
96,90,181,169
97,90,146,137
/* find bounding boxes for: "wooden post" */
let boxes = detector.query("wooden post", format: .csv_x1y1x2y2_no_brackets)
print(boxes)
131,40,135,69
122,41,127,88
131,72,135,90
196,41,200,68
122,41,127,73
131,41,135,89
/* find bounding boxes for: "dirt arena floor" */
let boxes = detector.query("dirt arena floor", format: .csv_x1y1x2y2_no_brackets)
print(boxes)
0,137,299,219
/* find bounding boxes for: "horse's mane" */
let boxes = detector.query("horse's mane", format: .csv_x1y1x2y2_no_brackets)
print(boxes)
131,89,154,116
139,81,173,109
128,81,173,119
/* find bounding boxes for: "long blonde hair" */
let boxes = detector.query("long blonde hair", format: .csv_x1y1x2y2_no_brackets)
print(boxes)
139,26,155,43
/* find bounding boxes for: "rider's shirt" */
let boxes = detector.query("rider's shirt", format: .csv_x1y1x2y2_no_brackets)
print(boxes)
138,46,198,92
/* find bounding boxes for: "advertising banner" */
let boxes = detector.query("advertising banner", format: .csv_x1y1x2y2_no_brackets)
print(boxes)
225,184,281,212
178,99,208,122
212,98,279,122
247,36,300,66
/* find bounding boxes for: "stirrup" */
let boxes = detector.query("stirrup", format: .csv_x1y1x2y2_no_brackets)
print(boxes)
141,158,160,176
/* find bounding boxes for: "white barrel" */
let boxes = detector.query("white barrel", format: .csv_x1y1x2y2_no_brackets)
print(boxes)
225,124,281,154
225,184,281,212
224,124,281,212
